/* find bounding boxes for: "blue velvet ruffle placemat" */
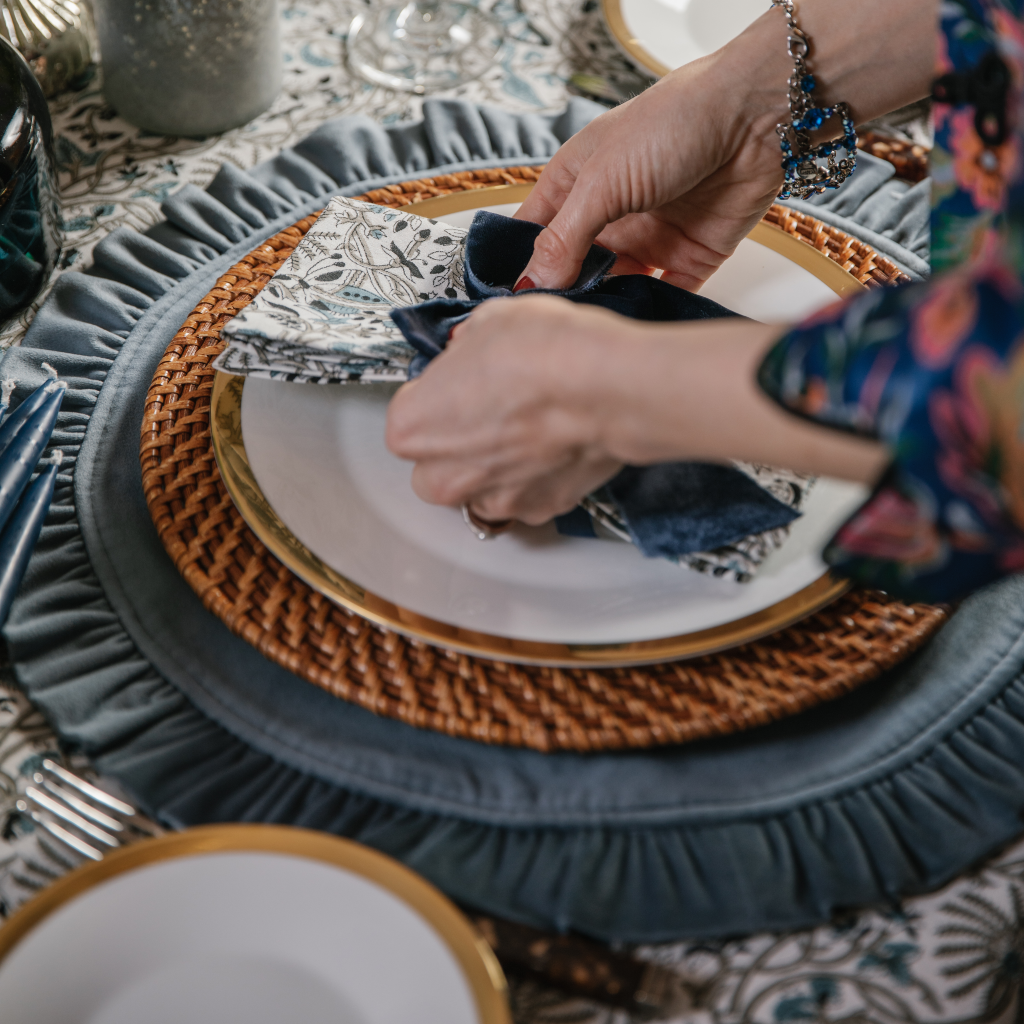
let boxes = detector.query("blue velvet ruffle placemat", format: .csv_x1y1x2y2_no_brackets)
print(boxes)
5,99,1016,943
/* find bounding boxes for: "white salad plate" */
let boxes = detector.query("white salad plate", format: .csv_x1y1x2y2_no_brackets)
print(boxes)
210,186,870,667
0,826,509,1024
602,0,765,77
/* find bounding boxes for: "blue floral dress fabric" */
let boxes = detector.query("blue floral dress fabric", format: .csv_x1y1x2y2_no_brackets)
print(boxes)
759,0,1024,602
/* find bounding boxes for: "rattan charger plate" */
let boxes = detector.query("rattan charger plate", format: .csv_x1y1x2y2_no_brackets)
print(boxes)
140,168,945,753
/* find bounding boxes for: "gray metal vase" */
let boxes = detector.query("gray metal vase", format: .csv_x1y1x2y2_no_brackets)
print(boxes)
92,0,282,136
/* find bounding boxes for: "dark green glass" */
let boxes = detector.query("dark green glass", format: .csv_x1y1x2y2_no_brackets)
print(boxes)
0,35,62,325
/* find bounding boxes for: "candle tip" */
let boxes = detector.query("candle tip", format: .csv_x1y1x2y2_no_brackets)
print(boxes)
41,362,58,381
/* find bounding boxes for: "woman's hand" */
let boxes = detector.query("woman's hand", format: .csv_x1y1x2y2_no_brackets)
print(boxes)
514,55,788,292
515,0,937,291
386,299,890,524
385,296,625,526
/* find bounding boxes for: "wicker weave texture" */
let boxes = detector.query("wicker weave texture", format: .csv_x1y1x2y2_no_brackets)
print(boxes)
139,169,946,753
761,205,911,288
858,131,929,184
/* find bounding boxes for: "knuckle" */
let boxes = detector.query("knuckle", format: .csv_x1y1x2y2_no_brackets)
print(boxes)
384,410,414,456
531,226,572,268
410,465,449,506
477,495,518,522
471,297,507,324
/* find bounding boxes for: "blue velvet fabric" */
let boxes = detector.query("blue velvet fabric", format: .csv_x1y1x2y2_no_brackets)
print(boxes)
785,152,931,280
3,101,1023,943
390,210,800,556
392,209,744,371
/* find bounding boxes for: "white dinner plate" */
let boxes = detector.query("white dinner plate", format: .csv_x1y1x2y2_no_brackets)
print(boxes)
220,190,870,664
602,0,765,77
0,826,509,1024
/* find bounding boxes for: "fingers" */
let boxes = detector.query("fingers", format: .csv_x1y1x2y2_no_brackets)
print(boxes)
386,294,624,525
511,114,632,291
595,213,730,290
515,175,621,290
410,460,604,527
514,117,607,227
410,459,484,510
608,253,656,277
514,173,566,228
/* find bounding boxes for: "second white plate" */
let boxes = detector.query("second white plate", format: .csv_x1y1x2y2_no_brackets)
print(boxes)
0,827,508,1024
602,0,764,77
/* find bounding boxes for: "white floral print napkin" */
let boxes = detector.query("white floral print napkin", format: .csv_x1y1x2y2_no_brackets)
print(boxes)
214,196,468,383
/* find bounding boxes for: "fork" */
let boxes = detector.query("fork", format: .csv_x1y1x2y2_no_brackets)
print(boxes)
16,759,162,862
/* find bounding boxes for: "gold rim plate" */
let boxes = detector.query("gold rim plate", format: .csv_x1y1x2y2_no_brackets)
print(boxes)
0,825,510,1024
601,0,672,77
210,184,861,667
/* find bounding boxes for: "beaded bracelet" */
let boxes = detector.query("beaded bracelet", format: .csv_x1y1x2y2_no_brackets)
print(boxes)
772,0,857,199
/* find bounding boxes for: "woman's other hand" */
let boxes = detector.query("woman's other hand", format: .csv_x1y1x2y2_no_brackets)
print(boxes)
515,0,937,292
514,54,788,293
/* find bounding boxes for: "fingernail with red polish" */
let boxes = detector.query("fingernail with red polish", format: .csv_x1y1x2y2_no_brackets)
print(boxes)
512,276,535,294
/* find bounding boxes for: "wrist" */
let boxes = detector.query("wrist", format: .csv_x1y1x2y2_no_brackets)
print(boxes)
714,11,793,154
598,317,889,484
595,319,785,466
715,0,936,158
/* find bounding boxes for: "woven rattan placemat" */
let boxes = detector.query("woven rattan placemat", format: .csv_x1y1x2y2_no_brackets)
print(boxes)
139,168,943,753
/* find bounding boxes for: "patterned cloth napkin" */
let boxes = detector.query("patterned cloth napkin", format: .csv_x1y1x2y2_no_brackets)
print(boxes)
216,197,470,383
215,197,812,581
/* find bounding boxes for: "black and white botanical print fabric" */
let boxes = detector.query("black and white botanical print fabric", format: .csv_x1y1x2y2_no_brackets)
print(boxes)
215,197,469,383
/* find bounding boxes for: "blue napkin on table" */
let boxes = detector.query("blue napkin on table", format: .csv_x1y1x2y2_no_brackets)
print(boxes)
389,212,801,561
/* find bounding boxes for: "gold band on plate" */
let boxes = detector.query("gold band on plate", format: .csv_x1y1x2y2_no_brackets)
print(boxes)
0,825,511,1024
209,183,862,668
600,0,672,78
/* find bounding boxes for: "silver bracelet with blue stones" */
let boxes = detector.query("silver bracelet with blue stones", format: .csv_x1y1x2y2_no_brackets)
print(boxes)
772,0,857,200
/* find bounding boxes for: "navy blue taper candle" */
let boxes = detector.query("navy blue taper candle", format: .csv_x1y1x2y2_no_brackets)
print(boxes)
0,379,63,534
0,374,63,459
0,450,60,625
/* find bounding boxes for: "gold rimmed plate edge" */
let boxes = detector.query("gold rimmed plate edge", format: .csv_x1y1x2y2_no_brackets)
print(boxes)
600,0,672,78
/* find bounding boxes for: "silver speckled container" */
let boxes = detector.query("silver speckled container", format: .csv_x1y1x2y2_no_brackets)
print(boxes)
93,0,281,135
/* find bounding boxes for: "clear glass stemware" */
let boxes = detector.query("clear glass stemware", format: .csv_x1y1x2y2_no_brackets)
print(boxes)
346,0,504,95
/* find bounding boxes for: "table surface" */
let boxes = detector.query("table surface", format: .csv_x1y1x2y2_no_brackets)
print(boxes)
0,3,1021,1021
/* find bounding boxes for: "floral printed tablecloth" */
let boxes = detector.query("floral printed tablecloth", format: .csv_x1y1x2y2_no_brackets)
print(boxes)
0,2,1020,1021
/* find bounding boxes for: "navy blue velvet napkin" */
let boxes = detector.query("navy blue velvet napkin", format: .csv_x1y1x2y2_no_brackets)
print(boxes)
390,212,800,560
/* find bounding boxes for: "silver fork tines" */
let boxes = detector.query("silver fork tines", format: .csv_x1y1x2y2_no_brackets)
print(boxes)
17,759,161,864
16,802,105,861
42,759,136,817
33,775,125,834
24,786,120,848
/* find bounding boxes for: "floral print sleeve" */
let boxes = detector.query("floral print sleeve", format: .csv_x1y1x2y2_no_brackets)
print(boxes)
757,0,1024,603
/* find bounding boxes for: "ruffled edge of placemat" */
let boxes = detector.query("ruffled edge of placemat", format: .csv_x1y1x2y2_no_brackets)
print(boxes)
8,99,1024,943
